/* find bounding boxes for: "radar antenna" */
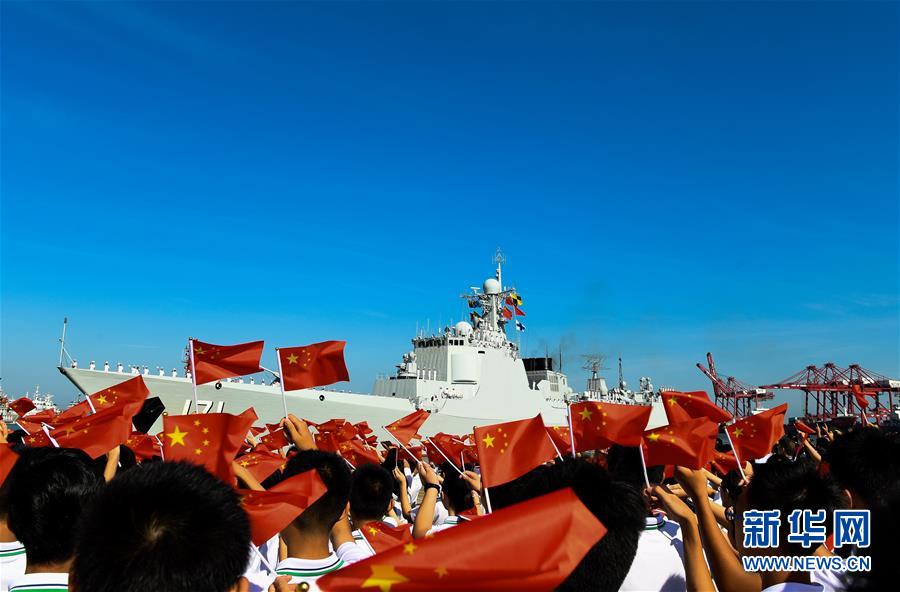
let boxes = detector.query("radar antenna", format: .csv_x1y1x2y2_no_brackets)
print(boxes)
493,247,505,286
581,354,608,379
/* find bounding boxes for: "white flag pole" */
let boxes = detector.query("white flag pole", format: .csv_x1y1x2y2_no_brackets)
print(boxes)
382,427,418,464
725,427,748,482
188,338,199,412
483,486,493,514
566,403,577,459
425,437,464,475
638,444,651,490
275,349,289,420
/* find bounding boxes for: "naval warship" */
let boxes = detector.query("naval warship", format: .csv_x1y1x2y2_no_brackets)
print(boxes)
59,254,666,437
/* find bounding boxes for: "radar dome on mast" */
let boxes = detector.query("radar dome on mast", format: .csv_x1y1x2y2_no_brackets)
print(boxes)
455,321,473,335
483,278,501,294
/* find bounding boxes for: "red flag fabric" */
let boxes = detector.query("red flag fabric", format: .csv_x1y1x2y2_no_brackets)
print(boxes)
360,521,414,555
385,409,430,447
427,433,467,467
48,380,149,458
315,431,340,453
710,450,740,476
398,445,424,463
1,444,19,485
794,419,816,436
462,442,478,465
641,417,719,470
9,397,35,417
250,426,267,437
474,415,557,488
278,341,349,391
191,339,264,385
570,401,652,452
125,433,162,461
545,425,573,456
662,390,732,425
238,469,328,545
501,307,513,320
513,305,525,317
22,429,53,448
339,439,380,467
163,408,257,484
261,428,291,450
56,375,152,427
16,419,45,436
726,404,788,464
318,488,606,591
237,451,286,483
355,421,374,437
850,385,871,409
21,409,57,425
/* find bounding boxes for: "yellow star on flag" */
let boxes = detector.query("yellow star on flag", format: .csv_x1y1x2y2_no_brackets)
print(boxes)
95,394,109,406
482,433,495,448
733,428,743,438
578,407,593,421
434,566,449,578
647,432,661,442
403,542,417,555
166,426,189,446
287,353,299,364
361,565,409,592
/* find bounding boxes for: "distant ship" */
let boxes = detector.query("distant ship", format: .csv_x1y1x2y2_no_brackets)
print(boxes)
59,252,667,437
1,384,60,425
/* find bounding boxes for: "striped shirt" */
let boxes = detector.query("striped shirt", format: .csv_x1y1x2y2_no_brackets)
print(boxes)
7,571,68,592
0,542,27,592
276,554,345,591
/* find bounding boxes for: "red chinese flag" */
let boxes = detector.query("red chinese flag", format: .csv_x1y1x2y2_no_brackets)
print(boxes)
850,385,871,409
1,444,19,485
315,431,340,453
318,488,606,591
570,401,652,452
56,375,151,428
710,449,740,476
250,426,267,437
428,433,467,466
125,433,162,461
237,451,286,483
474,415,557,488
339,439,380,466
462,443,478,465
385,409,430,447
163,408,258,484
22,429,53,448
9,397,35,417
334,421,359,443
726,404,788,464
261,428,291,450
238,469,328,545
360,521,414,555
16,419,45,436
355,421,374,437
794,419,816,436
642,417,719,470
278,341,349,391
22,409,57,425
545,426,573,456
662,390,732,425
191,339,264,385
398,445,424,463
50,404,138,459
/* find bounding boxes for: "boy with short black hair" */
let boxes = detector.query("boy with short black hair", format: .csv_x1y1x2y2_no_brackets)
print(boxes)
6,448,102,592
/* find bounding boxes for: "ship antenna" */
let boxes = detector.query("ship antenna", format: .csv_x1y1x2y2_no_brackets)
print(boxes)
618,355,625,390
494,247,505,287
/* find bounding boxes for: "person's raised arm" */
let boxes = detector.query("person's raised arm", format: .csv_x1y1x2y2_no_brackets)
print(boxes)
800,433,822,464
283,415,316,451
412,463,440,538
676,467,761,592
233,461,265,491
103,445,120,482
393,467,412,522
652,485,715,592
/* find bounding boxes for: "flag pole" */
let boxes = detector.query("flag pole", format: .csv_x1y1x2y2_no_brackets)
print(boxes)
460,451,465,469
275,348,289,420
638,444,651,490
546,431,563,460
425,437,464,475
483,486,493,514
382,427,418,464
724,427,748,482
188,338,199,412
566,403,577,459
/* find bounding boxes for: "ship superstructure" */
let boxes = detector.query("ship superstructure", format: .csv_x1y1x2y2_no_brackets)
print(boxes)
58,253,667,435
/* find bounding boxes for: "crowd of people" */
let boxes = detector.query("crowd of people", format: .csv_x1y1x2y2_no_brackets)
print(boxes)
0,413,897,592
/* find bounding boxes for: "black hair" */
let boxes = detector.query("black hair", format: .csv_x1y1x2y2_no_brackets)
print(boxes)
440,466,474,513
281,450,351,531
745,456,846,556
490,458,644,592
825,428,900,511
349,463,393,522
7,447,102,566
71,461,250,592
607,445,663,490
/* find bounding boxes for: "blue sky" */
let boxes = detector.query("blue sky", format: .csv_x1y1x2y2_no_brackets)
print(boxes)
1,1,897,417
